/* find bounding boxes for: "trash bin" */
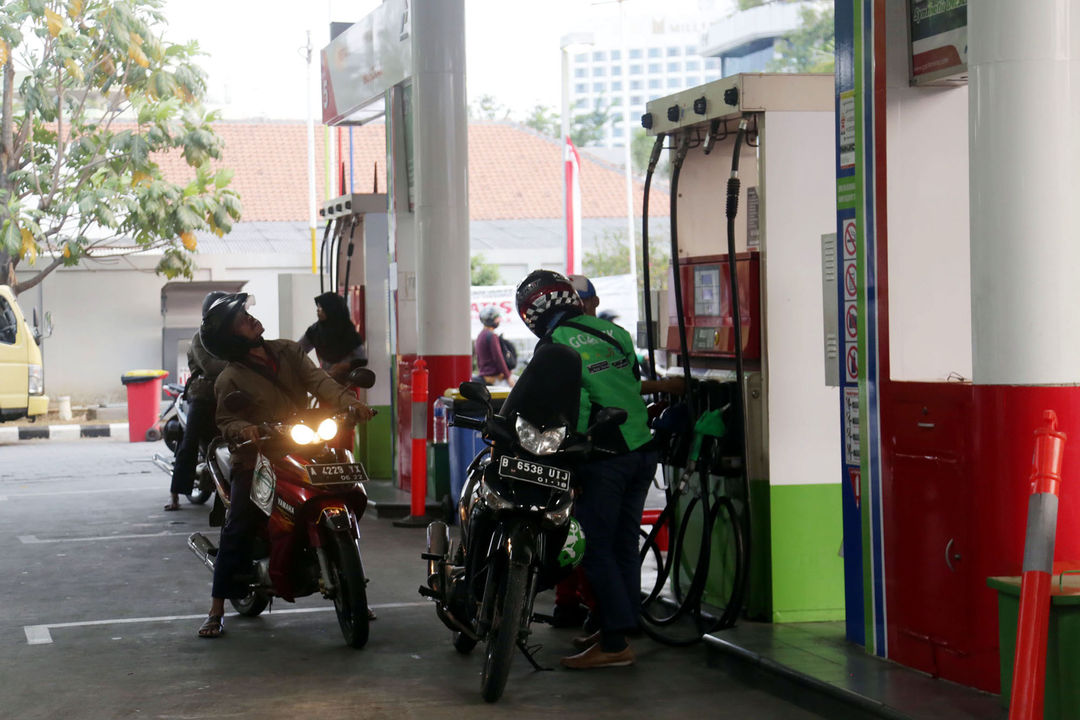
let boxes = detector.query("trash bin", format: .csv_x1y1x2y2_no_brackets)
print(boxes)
445,388,508,520
988,573,1080,719
121,369,168,443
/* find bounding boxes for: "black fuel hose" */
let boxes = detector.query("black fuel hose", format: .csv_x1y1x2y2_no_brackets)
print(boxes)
668,132,695,415
726,118,752,517
318,218,335,293
641,133,666,382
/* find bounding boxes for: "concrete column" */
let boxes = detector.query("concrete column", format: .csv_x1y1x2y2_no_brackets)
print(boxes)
969,0,1080,384
411,0,472,395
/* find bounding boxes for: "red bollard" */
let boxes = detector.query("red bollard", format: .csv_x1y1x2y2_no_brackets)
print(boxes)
1010,410,1067,720
394,358,432,528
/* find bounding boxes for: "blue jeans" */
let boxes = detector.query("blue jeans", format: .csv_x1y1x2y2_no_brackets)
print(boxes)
574,449,658,641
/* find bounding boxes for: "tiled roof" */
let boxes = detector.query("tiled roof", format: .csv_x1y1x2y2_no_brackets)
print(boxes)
153,121,669,224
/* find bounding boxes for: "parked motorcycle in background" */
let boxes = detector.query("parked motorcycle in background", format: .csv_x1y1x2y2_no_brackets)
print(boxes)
187,367,378,648
151,383,213,505
420,343,624,703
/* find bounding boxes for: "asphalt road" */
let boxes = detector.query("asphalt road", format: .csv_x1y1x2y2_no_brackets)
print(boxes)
0,438,825,719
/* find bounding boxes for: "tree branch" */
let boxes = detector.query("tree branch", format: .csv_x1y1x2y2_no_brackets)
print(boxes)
11,255,65,295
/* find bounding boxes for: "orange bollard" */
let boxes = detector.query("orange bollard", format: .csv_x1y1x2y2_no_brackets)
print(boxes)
1010,410,1067,720
409,358,429,519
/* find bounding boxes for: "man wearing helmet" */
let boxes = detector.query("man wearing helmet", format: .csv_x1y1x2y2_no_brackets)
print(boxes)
164,291,229,511
514,269,665,669
474,305,515,387
194,293,376,638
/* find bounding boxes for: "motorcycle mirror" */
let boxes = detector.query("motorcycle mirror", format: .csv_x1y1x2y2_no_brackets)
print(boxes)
459,381,491,404
346,367,376,389
224,390,253,414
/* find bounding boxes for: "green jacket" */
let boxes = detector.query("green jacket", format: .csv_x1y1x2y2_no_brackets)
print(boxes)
214,339,359,442
548,314,651,454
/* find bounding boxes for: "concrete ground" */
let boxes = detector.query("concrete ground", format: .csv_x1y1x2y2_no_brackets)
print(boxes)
0,438,826,720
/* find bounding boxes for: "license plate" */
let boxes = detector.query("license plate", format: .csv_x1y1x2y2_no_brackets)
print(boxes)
307,463,368,485
498,456,571,491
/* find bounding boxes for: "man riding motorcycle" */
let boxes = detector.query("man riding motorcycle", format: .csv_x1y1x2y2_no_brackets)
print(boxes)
515,270,662,669
195,292,376,639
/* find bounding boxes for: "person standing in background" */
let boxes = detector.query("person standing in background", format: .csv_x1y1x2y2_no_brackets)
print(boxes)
474,306,515,387
299,292,367,384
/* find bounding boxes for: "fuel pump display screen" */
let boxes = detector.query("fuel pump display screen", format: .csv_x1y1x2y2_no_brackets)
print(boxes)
694,265,723,317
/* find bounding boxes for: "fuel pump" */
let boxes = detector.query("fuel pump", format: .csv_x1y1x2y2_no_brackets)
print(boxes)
637,73,841,642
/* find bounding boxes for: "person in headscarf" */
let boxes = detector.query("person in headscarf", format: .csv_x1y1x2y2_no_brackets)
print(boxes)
298,292,366,384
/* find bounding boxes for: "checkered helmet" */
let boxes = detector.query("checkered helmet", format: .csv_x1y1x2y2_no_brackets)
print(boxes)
515,269,583,337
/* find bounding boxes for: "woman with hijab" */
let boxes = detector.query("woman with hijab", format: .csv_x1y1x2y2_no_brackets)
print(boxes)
298,292,367,384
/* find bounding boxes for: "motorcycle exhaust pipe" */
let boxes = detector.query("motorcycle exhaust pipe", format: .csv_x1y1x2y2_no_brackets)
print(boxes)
187,533,217,573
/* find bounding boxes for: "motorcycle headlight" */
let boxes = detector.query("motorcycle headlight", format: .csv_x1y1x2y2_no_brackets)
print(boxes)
480,480,514,511
317,418,338,441
515,416,567,456
290,423,317,444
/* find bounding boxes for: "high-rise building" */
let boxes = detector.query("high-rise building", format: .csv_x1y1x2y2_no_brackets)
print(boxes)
565,11,725,148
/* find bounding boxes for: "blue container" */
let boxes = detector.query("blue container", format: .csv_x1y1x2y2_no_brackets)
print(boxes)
444,390,508,520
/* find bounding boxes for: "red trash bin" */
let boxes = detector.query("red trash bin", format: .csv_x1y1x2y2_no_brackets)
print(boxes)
121,370,168,442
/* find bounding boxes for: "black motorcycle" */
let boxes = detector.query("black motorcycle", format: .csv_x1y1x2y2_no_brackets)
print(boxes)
420,343,625,703
151,382,213,505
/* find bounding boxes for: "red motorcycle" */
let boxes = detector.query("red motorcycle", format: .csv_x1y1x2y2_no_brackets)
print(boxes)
187,371,376,648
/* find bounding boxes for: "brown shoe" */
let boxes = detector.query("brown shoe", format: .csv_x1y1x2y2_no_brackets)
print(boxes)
560,642,635,669
572,630,601,650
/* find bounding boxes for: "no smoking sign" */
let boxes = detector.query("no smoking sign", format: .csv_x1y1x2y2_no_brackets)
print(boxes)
842,219,857,259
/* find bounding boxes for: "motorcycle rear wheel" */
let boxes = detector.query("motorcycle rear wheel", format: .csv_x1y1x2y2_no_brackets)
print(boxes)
231,589,270,617
329,532,370,649
186,487,212,505
453,630,478,654
480,561,528,703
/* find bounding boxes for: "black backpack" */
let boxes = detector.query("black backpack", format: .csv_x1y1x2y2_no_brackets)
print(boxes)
499,335,518,371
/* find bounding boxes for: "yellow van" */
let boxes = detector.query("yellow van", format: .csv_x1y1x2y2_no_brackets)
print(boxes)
0,285,48,421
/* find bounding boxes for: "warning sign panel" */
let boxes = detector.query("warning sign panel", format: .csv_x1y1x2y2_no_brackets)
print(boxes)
845,302,858,341
844,387,860,465
848,467,861,508
845,344,858,383
842,219,857,260
844,260,857,299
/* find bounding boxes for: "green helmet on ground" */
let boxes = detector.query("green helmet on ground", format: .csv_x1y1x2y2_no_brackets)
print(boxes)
558,517,586,568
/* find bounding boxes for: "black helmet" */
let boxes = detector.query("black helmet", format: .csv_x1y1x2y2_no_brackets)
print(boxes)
201,291,229,319
478,306,500,328
515,270,582,337
200,293,259,360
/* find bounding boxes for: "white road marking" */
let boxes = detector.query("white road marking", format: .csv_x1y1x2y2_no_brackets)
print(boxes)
1,486,159,499
19,531,191,544
0,495,7,501
23,601,430,644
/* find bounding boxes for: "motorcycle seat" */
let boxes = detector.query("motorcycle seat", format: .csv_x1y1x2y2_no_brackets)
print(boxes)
214,445,233,483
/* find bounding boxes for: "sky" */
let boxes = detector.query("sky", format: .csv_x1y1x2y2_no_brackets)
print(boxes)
161,0,733,122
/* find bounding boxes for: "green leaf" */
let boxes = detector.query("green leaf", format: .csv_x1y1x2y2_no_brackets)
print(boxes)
213,168,233,190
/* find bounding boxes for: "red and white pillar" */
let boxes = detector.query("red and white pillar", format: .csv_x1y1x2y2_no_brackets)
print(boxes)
410,0,472,440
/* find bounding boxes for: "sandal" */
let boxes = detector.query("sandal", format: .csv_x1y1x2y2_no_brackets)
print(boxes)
163,502,181,511
197,614,225,638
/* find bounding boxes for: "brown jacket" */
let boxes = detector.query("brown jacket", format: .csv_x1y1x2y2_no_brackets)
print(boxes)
186,331,228,403
214,339,359,442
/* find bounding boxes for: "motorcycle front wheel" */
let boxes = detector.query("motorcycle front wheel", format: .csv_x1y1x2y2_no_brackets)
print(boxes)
480,561,528,703
329,532,370,649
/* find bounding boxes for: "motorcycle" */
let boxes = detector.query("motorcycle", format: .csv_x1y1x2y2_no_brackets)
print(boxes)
150,382,214,505
187,367,378,648
420,343,625,702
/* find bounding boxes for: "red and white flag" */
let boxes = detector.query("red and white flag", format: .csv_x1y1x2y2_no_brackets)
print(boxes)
564,135,583,276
